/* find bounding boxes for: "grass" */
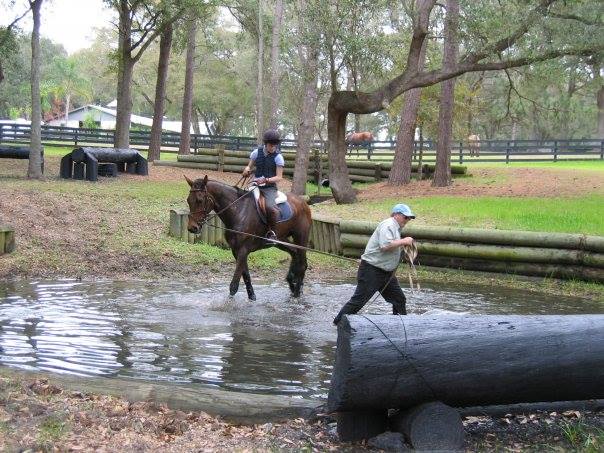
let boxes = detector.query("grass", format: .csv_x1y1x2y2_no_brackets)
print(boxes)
313,195,604,235
37,415,68,445
561,420,604,453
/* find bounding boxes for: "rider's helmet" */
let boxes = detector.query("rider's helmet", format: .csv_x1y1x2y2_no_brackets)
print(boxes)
262,129,281,145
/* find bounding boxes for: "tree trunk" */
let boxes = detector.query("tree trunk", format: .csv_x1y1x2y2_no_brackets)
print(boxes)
328,314,604,412
191,108,200,135
27,0,43,179
179,18,197,155
388,40,427,185
149,24,173,162
596,61,604,139
327,103,357,203
433,0,459,187
114,0,134,149
267,0,284,129
64,93,70,124
291,0,319,195
255,0,265,143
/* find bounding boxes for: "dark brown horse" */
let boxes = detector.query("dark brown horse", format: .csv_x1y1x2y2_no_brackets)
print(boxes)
185,175,312,299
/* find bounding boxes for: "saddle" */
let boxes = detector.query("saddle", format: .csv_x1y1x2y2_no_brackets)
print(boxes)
248,186,293,224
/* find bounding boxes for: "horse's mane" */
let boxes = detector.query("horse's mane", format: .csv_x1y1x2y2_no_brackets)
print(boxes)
203,178,247,197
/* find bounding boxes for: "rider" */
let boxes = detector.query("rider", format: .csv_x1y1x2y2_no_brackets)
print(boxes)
242,129,285,240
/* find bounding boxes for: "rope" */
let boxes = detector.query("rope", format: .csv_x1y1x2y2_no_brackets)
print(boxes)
204,223,360,263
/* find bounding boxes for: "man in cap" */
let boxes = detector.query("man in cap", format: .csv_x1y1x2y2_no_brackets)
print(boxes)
333,203,416,325
242,129,285,239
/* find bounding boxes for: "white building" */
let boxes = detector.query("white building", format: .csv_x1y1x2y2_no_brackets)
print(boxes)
47,104,212,134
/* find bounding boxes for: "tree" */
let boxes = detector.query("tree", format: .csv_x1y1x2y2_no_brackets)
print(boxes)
388,37,427,185
255,0,265,142
27,0,43,179
326,0,604,203
178,17,197,155
148,23,173,162
267,0,284,129
105,0,184,149
0,2,31,85
291,0,320,195
432,0,459,187
51,55,92,123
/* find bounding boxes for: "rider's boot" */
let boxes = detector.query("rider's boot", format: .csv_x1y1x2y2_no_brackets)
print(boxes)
266,207,280,241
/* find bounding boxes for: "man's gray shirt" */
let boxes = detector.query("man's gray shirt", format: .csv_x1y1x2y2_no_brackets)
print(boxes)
361,217,402,272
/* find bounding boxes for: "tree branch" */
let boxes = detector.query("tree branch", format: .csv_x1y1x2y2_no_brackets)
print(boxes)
462,0,557,65
550,13,602,26
132,9,185,63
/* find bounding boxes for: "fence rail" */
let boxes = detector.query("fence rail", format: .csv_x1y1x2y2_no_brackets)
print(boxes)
1,121,602,162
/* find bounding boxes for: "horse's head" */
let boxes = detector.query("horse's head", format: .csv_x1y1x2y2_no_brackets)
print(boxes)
185,175,214,234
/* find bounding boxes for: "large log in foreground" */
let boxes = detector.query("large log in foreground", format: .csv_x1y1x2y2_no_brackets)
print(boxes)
328,314,604,413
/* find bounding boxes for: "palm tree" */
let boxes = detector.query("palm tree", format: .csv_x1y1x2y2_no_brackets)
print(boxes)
51,55,91,124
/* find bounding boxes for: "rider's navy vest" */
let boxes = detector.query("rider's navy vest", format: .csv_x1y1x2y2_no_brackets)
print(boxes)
254,146,279,187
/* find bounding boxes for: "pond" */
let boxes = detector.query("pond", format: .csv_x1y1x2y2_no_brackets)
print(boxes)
0,279,601,400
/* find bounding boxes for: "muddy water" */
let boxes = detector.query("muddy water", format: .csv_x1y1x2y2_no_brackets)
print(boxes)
0,280,601,399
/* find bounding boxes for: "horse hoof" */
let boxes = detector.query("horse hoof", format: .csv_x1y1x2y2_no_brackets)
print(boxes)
248,294,256,301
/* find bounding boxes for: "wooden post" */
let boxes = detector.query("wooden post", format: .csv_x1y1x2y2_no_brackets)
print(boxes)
169,209,184,238
374,163,382,181
217,145,225,172
553,140,558,162
506,141,511,164
313,148,321,196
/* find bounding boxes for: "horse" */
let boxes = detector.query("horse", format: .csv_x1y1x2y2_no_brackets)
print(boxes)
468,134,480,157
185,175,312,300
345,131,374,146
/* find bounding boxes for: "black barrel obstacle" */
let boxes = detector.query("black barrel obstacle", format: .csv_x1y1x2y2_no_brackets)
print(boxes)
328,314,604,448
0,145,44,172
60,147,148,181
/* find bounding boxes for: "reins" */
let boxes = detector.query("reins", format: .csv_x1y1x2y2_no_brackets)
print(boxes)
188,180,421,291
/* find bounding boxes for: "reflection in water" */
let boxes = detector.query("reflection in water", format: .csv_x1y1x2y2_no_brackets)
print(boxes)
0,279,601,398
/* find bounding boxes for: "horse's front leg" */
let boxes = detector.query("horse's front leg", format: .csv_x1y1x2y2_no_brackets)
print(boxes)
229,250,256,300
229,251,250,297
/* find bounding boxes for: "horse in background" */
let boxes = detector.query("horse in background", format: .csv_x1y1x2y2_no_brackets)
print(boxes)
468,134,481,157
185,175,312,300
345,131,374,146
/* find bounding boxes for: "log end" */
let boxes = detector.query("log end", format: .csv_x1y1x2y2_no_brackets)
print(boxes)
390,402,464,451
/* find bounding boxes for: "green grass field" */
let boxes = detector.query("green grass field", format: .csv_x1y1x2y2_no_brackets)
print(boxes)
313,195,604,236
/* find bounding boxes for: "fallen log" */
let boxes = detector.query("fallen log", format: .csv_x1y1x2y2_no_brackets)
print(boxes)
328,314,604,412
338,221,604,253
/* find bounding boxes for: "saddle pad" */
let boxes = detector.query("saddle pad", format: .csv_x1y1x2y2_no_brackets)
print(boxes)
248,186,293,223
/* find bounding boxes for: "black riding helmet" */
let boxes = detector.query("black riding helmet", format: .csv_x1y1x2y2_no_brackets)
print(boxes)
263,129,281,145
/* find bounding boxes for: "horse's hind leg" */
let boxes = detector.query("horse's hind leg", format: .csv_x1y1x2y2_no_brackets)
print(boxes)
242,267,256,301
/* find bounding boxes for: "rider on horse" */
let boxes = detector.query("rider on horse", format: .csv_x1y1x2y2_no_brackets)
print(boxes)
242,129,285,240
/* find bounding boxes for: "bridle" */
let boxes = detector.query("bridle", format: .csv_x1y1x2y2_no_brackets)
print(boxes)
187,185,252,227
188,187,216,226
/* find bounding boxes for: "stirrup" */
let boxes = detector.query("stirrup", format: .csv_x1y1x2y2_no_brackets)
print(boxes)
266,230,277,240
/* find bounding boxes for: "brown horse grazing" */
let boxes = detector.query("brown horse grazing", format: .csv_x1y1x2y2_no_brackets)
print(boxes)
185,175,312,299
345,131,374,145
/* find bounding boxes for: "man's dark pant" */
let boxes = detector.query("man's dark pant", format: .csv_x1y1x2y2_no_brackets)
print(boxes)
333,260,406,325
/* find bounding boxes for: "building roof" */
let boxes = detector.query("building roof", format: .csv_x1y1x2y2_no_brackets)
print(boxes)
56,104,211,134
